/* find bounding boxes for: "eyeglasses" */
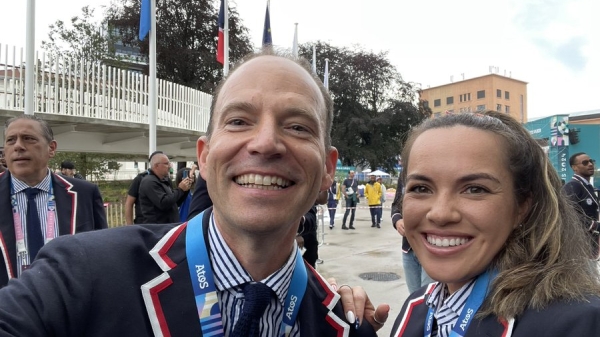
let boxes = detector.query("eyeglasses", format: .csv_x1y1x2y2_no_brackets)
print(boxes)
578,159,596,166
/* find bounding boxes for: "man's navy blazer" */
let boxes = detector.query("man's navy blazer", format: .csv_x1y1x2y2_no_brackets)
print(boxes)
0,209,376,337
0,170,107,286
389,283,600,336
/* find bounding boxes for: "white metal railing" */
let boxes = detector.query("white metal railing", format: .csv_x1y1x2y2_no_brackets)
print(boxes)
0,44,212,133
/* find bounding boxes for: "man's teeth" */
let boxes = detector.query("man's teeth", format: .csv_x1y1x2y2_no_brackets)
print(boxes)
427,235,470,247
235,173,291,189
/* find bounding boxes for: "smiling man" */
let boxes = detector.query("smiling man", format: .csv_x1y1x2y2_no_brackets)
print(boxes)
0,115,107,286
0,51,387,336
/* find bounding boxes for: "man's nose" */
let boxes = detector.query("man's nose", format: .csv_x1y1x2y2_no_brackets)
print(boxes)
246,120,286,157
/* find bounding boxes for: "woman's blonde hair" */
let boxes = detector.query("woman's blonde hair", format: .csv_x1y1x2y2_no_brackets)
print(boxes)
399,110,600,319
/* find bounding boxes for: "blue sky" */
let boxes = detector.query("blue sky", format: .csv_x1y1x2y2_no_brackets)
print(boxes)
1,0,598,119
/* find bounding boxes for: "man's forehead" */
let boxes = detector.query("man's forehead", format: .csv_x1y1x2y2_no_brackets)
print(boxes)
6,119,42,134
218,56,321,102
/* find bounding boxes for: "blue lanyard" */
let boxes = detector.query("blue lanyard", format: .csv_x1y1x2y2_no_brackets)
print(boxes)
186,211,307,337
424,270,496,337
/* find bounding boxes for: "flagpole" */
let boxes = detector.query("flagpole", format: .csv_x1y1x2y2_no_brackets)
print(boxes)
324,58,329,90
149,0,157,154
292,23,298,57
25,0,35,115
312,45,316,74
223,0,229,75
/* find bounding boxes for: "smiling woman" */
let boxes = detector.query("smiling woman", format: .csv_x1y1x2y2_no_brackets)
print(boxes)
389,111,600,336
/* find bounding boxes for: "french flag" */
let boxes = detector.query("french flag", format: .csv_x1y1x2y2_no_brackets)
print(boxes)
216,0,225,64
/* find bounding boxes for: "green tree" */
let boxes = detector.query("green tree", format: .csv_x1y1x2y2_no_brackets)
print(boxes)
105,0,253,94
42,6,125,69
299,41,431,174
50,152,134,181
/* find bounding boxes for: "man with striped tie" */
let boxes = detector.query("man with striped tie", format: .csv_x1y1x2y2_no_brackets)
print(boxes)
0,114,107,287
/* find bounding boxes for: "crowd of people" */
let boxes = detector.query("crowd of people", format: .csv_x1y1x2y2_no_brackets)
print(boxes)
0,49,599,336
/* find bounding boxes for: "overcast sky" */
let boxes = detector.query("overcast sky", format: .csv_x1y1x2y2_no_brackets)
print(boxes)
1,0,598,120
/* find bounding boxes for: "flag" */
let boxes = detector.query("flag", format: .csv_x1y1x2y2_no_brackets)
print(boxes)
292,23,298,57
323,59,329,90
216,0,225,64
262,1,272,47
139,0,151,40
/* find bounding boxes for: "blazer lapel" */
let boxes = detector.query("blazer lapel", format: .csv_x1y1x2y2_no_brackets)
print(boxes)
0,171,17,284
51,174,76,235
141,211,212,337
299,264,351,337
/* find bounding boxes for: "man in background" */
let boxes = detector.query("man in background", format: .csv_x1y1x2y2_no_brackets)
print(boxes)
562,152,600,258
0,114,107,286
124,151,163,225
59,160,75,178
138,152,192,224
327,178,340,229
341,170,359,230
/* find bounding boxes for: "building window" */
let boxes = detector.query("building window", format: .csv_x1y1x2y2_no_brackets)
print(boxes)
505,91,510,100
505,105,510,113
459,93,471,102
496,89,501,98
476,105,486,111
446,96,454,105
434,99,441,107
467,93,471,101
423,101,429,109
459,107,472,113
477,90,485,99
496,104,502,112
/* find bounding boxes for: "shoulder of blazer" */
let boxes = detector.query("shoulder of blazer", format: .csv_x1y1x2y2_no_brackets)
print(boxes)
391,283,437,337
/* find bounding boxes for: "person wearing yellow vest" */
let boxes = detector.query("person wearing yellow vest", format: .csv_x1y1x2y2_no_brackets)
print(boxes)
364,174,382,228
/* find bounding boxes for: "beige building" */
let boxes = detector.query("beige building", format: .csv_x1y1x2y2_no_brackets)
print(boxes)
419,74,528,122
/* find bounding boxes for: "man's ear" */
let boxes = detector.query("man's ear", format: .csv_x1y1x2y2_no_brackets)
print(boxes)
48,140,57,158
321,147,339,191
197,136,209,181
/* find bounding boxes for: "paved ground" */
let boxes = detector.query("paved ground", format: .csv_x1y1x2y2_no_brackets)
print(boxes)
314,200,409,337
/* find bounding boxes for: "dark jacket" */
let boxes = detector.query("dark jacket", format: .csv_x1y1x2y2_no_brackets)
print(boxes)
0,209,376,337
562,175,600,256
562,176,600,229
391,179,411,253
138,170,188,224
0,171,107,286
187,175,212,220
390,283,600,336
127,171,149,224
